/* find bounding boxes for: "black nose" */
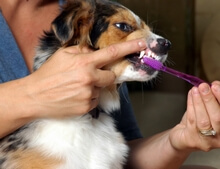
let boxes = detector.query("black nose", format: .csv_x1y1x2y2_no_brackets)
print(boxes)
156,38,171,55
150,38,171,55
157,38,171,49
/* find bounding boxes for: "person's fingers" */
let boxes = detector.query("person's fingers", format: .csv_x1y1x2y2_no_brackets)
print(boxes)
191,86,212,131
91,87,100,100
211,81,220,104
185,90,196,127
87,39,147,68
198,83,220,131
63,45,93,54
212,80,220,86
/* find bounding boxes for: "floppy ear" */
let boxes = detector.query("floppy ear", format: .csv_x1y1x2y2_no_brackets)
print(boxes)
52,0,95,47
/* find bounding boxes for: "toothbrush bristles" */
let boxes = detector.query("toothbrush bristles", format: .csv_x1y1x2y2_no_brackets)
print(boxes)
143,57,163,70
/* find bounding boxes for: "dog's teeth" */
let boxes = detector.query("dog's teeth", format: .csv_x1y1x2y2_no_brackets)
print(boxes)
139,51,145,58
152,53,155,59
143,50,159,60
147,51,151,57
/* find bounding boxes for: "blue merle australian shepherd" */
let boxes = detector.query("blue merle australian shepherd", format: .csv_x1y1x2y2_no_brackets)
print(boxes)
0,0,170,168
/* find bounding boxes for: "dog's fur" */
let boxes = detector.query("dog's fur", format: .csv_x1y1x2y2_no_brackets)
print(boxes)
0,0,170,168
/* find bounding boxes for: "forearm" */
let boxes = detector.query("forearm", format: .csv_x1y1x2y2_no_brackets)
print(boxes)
126,130,191,169
0,76,35,138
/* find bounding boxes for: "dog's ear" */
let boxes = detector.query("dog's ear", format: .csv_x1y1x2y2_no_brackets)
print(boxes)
52,0,95,47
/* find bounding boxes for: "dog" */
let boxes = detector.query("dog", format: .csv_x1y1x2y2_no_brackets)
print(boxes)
0,0,171,168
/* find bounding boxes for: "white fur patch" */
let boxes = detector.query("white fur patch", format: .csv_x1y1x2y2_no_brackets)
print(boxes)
99,88,120,114
22,114,128,169
116,65,158,83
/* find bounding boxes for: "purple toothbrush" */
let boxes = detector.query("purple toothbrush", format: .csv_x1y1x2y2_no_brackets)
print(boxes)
143,57,207,87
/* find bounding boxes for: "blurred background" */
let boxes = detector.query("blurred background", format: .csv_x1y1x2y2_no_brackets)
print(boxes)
116,0,220,168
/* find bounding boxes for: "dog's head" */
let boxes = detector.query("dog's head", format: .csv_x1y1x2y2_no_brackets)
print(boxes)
52,0,171,84
36,0,171,113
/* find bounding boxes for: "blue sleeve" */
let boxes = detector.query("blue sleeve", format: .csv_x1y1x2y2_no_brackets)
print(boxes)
111,83,143,141
0,12,30,83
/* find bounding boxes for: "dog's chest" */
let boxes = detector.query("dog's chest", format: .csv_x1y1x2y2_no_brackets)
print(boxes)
18,113,128,169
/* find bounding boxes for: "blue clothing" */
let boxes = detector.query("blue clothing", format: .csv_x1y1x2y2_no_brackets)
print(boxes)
0,3,142,141
0,11,29,83
113,84,142,141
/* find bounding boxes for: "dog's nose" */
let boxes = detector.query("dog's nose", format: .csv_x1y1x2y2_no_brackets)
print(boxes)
156,38,171,55
157,38,171,49
148,37,171,55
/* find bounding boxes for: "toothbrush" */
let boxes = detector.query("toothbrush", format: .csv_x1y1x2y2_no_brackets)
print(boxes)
143,57,207,87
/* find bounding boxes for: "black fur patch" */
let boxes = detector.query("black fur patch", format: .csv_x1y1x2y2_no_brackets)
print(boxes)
90,1,121,47
90,18,110,47
2,138,27,153
38,32,61,52
0,126,28,153
33,31,61,71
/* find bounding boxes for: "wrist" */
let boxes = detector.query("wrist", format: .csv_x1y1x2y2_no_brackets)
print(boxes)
3,76,39,118
148,130,191,169
0,76,37,137
21,75,41,119
165,129,192,165
167,131,191,158
127,130,191,169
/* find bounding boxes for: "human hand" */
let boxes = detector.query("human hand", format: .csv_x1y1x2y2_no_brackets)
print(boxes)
169,81,220,152
24,39,147,119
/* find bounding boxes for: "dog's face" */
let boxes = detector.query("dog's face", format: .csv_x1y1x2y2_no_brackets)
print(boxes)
52,0,171,83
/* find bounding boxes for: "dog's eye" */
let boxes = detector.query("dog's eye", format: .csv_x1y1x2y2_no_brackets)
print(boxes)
115,23,133,32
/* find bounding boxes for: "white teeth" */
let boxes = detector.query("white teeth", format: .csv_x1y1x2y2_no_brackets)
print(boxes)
138,49,160,63
152,53,156,58
139,51,145,58
145,50,157,59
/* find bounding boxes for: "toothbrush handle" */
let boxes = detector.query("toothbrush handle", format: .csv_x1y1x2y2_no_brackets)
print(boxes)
162,66,207,87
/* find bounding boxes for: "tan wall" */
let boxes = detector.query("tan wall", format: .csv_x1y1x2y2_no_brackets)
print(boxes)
195,0,220,81
195,0,220,54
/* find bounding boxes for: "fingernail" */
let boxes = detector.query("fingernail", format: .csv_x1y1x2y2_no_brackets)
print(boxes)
200,84,210,95
192,87,199,95
138,40,147,48
212,84,220,92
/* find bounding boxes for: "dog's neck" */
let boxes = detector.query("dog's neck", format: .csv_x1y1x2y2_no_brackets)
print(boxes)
99,84,120,114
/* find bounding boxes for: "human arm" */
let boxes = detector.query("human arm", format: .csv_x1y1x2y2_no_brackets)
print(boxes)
0,39,147,138
126,131,190,169
126,81,220,169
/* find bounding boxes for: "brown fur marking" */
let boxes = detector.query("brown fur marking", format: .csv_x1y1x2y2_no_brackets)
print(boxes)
9,149,63,169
